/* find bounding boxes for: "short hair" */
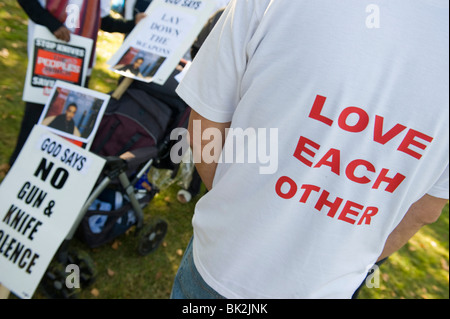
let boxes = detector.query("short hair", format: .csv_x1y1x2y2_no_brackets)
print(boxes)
67,103,78,110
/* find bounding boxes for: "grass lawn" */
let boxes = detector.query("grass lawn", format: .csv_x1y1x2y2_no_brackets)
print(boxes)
0,0,448,300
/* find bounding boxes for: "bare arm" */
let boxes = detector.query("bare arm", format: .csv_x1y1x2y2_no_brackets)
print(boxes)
378,194,448,261
188,109,231,191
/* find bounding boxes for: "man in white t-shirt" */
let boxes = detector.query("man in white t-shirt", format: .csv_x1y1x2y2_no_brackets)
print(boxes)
171,0,449,299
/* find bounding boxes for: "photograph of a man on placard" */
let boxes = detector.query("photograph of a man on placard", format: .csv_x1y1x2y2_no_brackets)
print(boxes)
42,101,81,136
112,46,166,82
38,81,110,145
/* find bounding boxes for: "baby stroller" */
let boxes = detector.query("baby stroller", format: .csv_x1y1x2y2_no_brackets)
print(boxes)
38,63,191,299
37,8,225,299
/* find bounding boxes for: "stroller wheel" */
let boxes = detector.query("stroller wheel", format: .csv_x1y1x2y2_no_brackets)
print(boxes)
67,249,97,288
137,218,168,256
39,262,79,299
38,249,96,299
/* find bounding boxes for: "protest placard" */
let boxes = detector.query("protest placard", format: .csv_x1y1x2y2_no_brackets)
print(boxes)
108,0,217,85
0,125,105,299
38,81,110,146
23,25,93,104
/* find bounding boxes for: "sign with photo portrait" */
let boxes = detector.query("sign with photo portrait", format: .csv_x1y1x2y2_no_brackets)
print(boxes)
23,25,93,104
38,81,110,146
108,0,217,85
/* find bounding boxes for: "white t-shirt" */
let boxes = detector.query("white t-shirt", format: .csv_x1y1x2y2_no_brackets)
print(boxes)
176,0,449,298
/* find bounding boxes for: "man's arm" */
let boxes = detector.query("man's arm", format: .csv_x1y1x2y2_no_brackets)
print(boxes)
378,194,448,261
188,109,231,191
100,13,147,34
17,0,70,41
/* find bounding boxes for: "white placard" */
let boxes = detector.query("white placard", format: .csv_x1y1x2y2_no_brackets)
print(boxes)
37,81,110,146
108,0,216,85
0,126,106,299
23,25,93,104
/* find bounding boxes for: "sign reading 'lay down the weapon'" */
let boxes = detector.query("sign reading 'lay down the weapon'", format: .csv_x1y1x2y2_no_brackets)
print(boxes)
108,0,217,85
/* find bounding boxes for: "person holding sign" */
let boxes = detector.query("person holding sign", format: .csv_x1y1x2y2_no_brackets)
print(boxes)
42,102,81,137
171,0,449,299
7,0,147,168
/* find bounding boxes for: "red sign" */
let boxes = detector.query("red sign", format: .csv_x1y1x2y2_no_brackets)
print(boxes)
34,49,83,83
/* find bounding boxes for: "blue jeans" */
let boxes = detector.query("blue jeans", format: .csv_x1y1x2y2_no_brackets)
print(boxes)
170,237,226,299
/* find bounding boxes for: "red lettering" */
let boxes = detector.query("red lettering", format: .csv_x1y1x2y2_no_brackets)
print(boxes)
338,107,370,133
338,201,364,225
357,207,379,225
275,178,380,227
307,96,434,161
308,95,333,126
275,176,297,199
372,168,406,193
373,115,407,145
397,129,433,160
345,159,376,184
313,148,340,175
315,190,344,218
293,136,320,167
299,184,321,203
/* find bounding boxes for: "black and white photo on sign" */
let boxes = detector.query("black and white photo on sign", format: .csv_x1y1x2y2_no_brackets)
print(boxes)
112,46,166,82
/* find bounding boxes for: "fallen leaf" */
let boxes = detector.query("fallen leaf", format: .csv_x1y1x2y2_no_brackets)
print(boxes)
107,268,115,277
0,48,9,58
176,249,183,256
440,258,449,271
111,240,121,250
91,288,100,297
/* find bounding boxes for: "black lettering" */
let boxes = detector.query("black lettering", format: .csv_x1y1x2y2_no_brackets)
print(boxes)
9,240,24,263
34,158,54,181
50,167,69,189
60,148,70,162
18,249,31,269
77,157,86,171
9,208,26,230
2,204,17,225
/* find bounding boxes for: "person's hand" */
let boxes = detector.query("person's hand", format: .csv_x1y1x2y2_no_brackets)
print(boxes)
53,26,71,42
135,13,147,24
